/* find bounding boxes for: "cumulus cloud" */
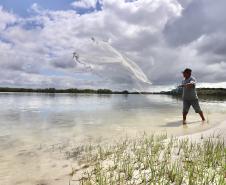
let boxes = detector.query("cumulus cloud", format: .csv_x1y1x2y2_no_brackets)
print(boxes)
195,34,226,57
162,0,226,85
71,0,99,9
164,0,226,46
0,0,226,90
0,6,17,31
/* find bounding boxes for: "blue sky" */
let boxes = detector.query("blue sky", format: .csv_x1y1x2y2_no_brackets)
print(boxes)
1,0,73,16
0,0,226,90
0,0,102,16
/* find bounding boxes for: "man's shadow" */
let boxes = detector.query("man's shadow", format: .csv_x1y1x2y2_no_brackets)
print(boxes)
161,120,202,127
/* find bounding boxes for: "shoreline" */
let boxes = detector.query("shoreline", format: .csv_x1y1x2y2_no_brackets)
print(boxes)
1,119,225,185
179,118,226,142
67,121,226,184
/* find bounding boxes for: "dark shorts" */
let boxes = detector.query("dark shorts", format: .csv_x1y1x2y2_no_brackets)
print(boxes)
183,99,202,113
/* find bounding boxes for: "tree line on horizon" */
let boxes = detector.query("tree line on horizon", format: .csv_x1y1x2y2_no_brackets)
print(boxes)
0,87,226,96
0,87,131,94
159,87,226,96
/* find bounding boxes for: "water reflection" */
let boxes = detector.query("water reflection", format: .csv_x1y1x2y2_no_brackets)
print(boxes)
0,93,225,134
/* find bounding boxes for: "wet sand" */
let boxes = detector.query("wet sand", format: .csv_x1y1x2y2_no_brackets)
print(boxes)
1,116,225,185
179,119,226,142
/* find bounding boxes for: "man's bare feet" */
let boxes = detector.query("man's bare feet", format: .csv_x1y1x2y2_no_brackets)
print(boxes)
202,119,208,124
183,120,187,125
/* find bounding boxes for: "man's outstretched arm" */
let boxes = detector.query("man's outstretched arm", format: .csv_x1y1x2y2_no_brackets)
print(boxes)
179,82,195,88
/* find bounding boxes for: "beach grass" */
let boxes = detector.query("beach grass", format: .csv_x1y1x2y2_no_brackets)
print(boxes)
66,133,226,185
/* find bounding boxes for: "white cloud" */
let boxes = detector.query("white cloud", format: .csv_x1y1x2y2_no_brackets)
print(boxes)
0,6,17,31
0,0,226,90
71,0,98,9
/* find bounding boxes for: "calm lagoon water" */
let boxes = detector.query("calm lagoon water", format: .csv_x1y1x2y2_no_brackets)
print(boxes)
0,93,225,184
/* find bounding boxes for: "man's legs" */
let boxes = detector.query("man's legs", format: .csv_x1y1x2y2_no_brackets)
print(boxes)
198,111,205,121
191,99,205,121
183,100,190,124
183,112,188,124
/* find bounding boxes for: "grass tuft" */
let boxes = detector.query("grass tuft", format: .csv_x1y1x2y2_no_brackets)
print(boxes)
67,134,226,185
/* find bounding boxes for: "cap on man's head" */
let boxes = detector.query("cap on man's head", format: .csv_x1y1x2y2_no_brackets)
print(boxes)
182,68,192,73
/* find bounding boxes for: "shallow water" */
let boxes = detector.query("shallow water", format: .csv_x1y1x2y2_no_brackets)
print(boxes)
0,93,225,184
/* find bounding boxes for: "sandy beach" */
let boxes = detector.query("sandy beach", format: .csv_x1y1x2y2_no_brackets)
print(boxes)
66,120,226,185
179,119,226,142
0,121,225,185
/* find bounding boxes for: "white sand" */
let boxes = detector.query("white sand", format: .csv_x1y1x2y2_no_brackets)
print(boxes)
179,119,226,142
1,119,225,185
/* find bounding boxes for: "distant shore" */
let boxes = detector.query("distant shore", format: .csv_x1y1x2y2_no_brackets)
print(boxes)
157,87,226,96
0,87,142,94
1,87,226,97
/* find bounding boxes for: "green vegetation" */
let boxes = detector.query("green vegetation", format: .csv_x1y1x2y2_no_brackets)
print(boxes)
159,88,226,99
1,87,226,97
0,87,135,94
66,134,226,185
158,88,226,100
0,87,141,94
0,87,115,94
